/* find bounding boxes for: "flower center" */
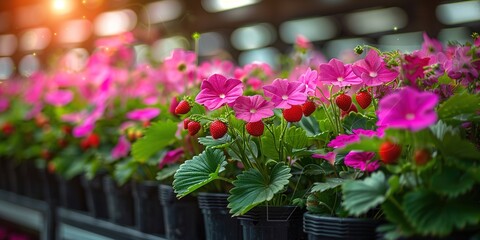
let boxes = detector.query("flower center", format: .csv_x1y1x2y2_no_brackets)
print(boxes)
369,72,378,78
406,113,415,120
282,95,288,100
337,77,344,82
219,94,226,99
250,109,257,114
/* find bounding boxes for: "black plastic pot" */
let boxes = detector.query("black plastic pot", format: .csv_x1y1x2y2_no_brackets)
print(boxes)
158,184,205,240
238,205,305,240
57,175,87,211
81,174,108,219
303,212,379,240
0,159,8,190
132,181,165,235
40,170,59,205
198,192,242,240
24,162,44,200
8,161,27,195
103,176,135,226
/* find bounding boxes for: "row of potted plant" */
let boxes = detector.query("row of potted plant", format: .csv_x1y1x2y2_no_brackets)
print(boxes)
0,31,479,239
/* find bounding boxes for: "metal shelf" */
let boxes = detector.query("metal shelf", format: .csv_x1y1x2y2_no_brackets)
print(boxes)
57,208,166,240
0,190,55,240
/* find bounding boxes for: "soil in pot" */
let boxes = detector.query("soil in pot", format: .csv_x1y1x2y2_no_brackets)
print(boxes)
303,212,380,240
198,192,242,240
81,173,108,219
158,184,205,240
132,181,165,235
103,176,135,226
57,175,87,211
238,205,306,240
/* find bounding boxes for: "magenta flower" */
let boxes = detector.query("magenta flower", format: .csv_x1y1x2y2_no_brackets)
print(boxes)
344,151,379,172
45,90,73,107
377,87,439,131
403,54,430,82
263,79,307,109
421,32,443,56
296,35,312,49
111,136,131,160
196,74,244,110
318,58,362,87
73,118,95,138
159,148,184,169
327,134,360,149
352,50,398,86
232,95,275,122
312,152,336,165
297,68,318,94
0,98,9,112
126,108,160,121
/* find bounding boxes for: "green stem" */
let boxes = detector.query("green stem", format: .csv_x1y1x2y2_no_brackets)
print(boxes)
217,176,233,184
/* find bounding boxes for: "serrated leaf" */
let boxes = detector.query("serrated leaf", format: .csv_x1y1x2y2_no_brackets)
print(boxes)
381,200,415,237
156,164,179,181
342,171,388,216
285,126,308,149
441,133,480,168
403,190,480,236
299,116,321,137
173,148,227,198
311,178,344,193
430,168,476,198
228,163,292,216
198,135,232,148
132,120,177,163
438,93,480,123
342,112,376,132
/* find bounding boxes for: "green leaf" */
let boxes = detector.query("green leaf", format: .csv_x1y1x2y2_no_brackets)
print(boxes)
430,168,476,198
113,159,137,186
132,120,177,163
438,92,480,123
156,164,179,181
198,135,232,148
403,190,480,236
381,200,415,237
386,175,400,197
342,171,388,216
311,178,345,193
441,133,480,168
228,163,292,216
285,126,308,149
342,112,376,132
429,121,459,141
306,189,338,215
299,116,321,137
173,148,227,198
438,73,454,84
338,136,383,153
261,125,282,160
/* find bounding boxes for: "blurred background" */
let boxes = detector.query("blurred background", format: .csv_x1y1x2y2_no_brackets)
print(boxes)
0,0,479,79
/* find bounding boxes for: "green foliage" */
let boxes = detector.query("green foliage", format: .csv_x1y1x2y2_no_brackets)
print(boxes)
338,137,383,153
198,135,232,148
403,190,480,237
437,92,480,123
342,112,376,132
261,125,282,160
299,116,321,137
228,163,291,216
342,172,388,216
173,148,227,198
156,164,179,181
132,120,177,163
311,178,345,193
306,189,339,215
430,168,476,198
113,159,137,186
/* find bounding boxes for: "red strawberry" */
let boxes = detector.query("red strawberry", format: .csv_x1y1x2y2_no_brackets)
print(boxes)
183,118,192,130
210,120,228,139
356,91,372,109
283,105,303,122
142,121,151,128
341,104,358,117
335,94,352,111
302,101,316,117
187,121,201,136
414,149,430,166
62,125,72,135
1,122,14,135
379,141,402,164
246,121,265,137
41,149,51,160
81,133,100,150
175,100,191,115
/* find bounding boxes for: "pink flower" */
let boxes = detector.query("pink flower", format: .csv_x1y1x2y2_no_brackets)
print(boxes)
126,108,160,121
421,32,443,56
377,87,439,131
45,90,73,107
73,118,95,138
344,151,379,172
168,96,179,116
352,129,378,138
318,58,362,87
327,134,360,149
312,152,336,165
246,77,263,90
352,50,398,86
198,59,234,79
263,79,307,109
296,68,318,94
232,95,275,122
296,35,312,49
159,148,184,168
403,54,430,82
111,136,131,160
0,98,9,112
196,74,244,110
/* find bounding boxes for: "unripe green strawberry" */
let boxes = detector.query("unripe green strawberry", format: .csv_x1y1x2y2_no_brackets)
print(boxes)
283,105,303,122
335,94,352,111
175,100,191,115
379,141,402,164
356,91,372,109
210,120,228,139
246,121,264,137
302,101,316,117
187,121,201,136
